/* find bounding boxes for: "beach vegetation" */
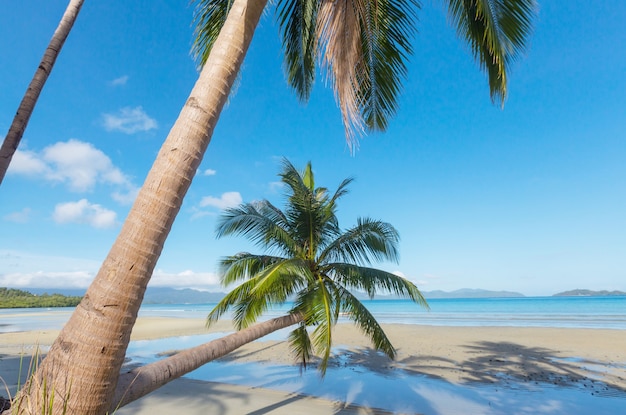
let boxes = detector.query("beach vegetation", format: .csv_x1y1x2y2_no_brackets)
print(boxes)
0,288,82,309
13,1,537,414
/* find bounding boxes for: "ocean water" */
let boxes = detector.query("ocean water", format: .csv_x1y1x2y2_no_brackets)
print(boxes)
2,295,625,333
4,296,626,415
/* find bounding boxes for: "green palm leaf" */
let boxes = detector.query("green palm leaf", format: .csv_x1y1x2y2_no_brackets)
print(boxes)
217,202,298,256
319,218,400,265
328,263,429,308
277,0,319,101
446,0,536,104
218,253,283,285
288,323,314,369
337,285,396,358
192,0,237,65
358,0,418,131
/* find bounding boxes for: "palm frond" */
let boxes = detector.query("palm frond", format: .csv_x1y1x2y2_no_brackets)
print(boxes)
319,218,400,266
218,253,283,286
232,259,311,328
446,0,536,104
337,286,396,358
216,201,298,256
206,278,255,328
288,323,314,370
329,263,429,308
192,0,236,66
277,0,319,101
310,277,338,375
359,0,418,131
316,0,368,147
279,158,341,259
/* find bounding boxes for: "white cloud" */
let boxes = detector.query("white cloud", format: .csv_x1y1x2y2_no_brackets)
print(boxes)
110,75,129,86
8,149,48,175
0,271,94,289
43,139,129,192
0,250,221,291
199,191,242,210
8,140,136,200
111,186,140,205
0,250,99,288
53,199,117,228
102,106,158,134
151,269,221,290
203,168,217,176
3,207,32,223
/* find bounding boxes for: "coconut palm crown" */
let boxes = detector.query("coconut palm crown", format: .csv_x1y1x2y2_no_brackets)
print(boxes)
208,159,428,374
193,0,537,146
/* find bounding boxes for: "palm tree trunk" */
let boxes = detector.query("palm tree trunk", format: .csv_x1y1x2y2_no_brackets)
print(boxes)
13,1,268,414
0,0,84,185
111,314,302,411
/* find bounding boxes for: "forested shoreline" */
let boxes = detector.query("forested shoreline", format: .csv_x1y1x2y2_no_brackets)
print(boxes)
0,287,82,308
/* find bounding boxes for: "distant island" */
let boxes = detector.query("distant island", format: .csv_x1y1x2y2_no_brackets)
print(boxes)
0,287,82,308
553,289,626,297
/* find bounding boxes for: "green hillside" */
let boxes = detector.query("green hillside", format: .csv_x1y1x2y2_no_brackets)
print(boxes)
0,287,82,308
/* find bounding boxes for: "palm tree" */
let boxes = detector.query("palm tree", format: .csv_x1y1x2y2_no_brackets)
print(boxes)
0,0,84,185
110,159,428,408
13,1,536,414
211,159,428,372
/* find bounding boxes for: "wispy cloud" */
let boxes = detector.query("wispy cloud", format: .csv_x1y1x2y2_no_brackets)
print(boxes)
102,106,157,134
0,271,94,289
3,207,32,223
110,75,129,86
269,181,284,193
0,249,99,288
394,270,430,287
199,191,242,210
53,199,117,228
8,139,136,199
203,168,217,176
151,269,221,290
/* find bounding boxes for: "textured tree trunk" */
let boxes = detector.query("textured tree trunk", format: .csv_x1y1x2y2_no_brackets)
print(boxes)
111,314,302,411
0,0,84,185
11,1,269,414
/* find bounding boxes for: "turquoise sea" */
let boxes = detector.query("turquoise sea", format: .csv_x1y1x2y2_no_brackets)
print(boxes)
2,295,625,333
3,296,626,414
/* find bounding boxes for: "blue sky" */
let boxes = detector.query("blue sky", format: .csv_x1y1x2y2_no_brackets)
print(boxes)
1,1,625,296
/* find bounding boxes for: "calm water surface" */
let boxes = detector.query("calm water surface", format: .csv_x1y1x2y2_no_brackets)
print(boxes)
2,296,625,332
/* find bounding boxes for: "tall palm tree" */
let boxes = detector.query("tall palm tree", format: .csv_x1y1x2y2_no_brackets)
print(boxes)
12,1,536,414
0,0,84,185
110,159,428,409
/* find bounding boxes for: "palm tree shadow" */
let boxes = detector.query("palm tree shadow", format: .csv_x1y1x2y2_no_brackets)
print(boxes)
397,340,626,396
115,379,242,415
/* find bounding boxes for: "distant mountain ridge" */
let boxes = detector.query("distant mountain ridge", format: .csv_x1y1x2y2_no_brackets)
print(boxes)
422,288,525,299
20,287,625,305
553,289,626,297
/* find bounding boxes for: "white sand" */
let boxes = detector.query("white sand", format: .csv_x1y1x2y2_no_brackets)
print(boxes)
2,317,625,414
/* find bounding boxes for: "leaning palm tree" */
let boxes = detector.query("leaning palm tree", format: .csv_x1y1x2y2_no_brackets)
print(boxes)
210,159,428,373
0,0,84,185
13,1,536,414
109,159,428,409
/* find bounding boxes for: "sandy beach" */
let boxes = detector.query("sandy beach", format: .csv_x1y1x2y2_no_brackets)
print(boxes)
1,316,625,414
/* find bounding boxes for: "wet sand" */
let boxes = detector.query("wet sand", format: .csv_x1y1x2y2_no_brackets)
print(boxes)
1,317,625,414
